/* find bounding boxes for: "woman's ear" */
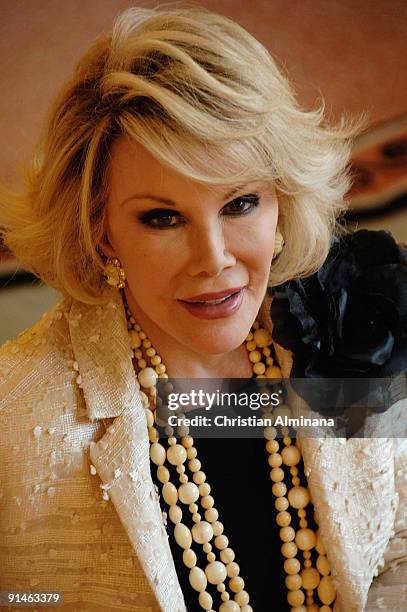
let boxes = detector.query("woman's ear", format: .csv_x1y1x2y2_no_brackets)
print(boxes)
98,228,117,259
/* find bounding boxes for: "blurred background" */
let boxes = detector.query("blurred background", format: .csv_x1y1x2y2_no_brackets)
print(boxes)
1,0,406,344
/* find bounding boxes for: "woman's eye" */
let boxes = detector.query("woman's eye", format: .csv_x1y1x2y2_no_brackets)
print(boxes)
223,194,260,215
138,209,183,229
137,194,260,229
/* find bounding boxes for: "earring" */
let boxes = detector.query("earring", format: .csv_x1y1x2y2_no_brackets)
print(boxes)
103,257,126,289
272,229,285,260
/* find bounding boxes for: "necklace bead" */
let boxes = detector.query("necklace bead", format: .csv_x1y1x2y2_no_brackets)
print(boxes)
301,567,320,590
206,560,228,584
295,528,316,551
281,541,297,558
192,521,214,544
179,482,200,505
183,548,197,568
174,523,192,549
169,505,183,524
288,486,310,509
162,482,178,506
190,566,208,592
167,444,187,466
275,496,289,512
281,445,301,466
285,558,301,575
157,465,170,483
199,591,213,610
150,442,166,466
220,601,239,611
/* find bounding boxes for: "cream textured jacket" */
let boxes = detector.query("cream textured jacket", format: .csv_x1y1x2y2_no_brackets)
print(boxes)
0,289,406,612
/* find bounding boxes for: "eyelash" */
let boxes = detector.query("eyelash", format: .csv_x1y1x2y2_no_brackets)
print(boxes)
137,194,260,229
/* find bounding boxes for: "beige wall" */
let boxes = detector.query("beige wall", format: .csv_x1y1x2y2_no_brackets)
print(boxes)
1,0,407,243
1,0,406,187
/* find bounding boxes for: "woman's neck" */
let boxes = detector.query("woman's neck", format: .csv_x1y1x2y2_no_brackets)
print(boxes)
160,342,253,379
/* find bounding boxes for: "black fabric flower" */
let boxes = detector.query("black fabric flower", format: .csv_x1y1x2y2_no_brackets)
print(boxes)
270,229,407,377
270,229,407,416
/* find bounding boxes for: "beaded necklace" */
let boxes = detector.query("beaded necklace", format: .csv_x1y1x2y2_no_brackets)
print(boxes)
125,302,337,611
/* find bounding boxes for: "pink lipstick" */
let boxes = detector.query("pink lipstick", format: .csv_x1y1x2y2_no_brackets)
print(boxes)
177,287,245,320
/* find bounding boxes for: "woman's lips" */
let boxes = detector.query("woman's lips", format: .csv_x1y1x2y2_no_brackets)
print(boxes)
181,286,245,301
177,288,245,320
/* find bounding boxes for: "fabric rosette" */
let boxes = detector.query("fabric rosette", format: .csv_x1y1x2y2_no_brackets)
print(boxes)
269,229,407,422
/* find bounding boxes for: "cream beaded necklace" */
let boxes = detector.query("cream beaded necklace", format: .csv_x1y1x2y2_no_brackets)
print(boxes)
125,303,337,612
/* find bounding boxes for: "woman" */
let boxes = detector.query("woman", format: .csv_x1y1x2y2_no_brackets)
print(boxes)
0,6,406,612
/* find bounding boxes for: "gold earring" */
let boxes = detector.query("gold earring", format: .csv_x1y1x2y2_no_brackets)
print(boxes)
272,229,285,260
103,257,126,289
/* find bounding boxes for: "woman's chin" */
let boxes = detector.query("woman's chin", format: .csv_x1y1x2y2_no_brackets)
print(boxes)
176,310,259,354
180,326,252,357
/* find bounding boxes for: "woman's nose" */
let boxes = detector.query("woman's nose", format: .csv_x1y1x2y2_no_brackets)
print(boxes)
186,222,236,278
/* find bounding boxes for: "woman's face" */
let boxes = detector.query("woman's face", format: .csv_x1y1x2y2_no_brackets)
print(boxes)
102,137,279,355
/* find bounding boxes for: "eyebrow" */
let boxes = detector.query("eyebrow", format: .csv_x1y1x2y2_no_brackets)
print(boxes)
120,185,248,208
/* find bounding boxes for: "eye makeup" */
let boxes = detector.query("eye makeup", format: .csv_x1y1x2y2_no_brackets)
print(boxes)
137,193,261,229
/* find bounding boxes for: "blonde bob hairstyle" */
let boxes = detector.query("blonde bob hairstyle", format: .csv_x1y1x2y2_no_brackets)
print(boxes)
0,5,366,304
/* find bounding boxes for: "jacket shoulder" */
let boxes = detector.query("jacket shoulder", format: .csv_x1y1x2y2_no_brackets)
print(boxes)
0,296,75,408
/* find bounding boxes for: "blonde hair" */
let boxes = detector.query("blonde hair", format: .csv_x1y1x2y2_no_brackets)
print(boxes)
0,5,366,304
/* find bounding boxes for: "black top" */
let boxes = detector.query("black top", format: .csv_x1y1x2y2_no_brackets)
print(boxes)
151,431,316,612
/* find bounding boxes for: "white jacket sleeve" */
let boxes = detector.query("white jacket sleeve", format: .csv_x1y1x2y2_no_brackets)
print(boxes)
365,437,407,611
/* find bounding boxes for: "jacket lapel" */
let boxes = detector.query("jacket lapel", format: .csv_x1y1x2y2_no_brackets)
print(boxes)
68,291,186,611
